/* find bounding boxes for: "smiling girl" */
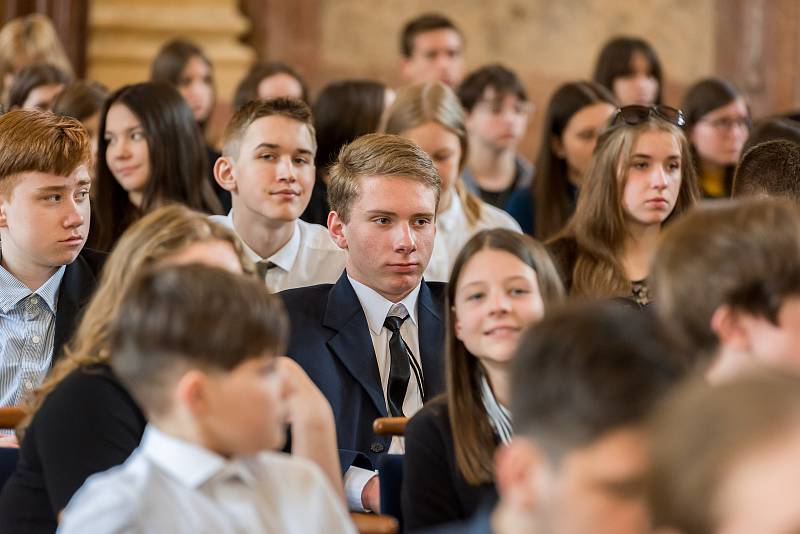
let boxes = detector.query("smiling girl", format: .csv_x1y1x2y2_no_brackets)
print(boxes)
402,228,564,531
547,105,699,305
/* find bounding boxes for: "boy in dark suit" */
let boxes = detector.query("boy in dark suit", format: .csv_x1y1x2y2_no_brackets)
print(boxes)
0,109,102,408
280,133,446,512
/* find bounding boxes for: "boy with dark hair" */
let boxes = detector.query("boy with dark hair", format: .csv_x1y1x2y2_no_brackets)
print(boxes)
399,13,464,87
651,198,800,383
212,97,345,292
457,64,533,209
731,139,800,200
0,109,101,407
433,301,684,533
58,264,355,533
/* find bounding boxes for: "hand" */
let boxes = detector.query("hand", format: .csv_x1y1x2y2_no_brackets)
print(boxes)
277,357,334,432
0,434,19,448
362,474,381,513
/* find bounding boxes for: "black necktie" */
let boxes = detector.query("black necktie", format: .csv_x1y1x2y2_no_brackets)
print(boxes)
256,260,277,279
384,311,411,417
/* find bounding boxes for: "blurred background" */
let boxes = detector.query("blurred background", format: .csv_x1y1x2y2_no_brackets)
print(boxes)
3,0,798,158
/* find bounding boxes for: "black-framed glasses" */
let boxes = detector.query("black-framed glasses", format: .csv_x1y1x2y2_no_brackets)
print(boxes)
611,105,686,128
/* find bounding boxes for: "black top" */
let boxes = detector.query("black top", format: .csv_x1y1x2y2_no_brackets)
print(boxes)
402,397,498,533
0,364,146,534
300,178,330,227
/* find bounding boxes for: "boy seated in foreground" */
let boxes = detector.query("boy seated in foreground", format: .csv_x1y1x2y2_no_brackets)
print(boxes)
58,264,355,534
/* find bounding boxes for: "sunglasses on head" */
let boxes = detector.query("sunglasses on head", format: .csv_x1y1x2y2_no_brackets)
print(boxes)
611,105,686,128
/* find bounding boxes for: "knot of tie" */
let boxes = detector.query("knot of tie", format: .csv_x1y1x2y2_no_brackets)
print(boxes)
383,314,406,334
256,260,277,279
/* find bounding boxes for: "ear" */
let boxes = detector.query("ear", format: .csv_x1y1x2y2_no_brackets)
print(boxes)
494,438,547,511
327,211,348,250
399,57,412,81
0,194,8,229
551,135,566,159
175,369,213,416
710,304,751,354
453,308,464,341
214,155,237,194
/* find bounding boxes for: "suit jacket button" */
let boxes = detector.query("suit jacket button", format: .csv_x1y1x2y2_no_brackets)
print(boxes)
370,442,385,453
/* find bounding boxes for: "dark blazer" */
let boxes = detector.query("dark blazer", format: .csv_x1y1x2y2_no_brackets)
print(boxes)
403,397,498,532
53,248,105,364
280,272,446,472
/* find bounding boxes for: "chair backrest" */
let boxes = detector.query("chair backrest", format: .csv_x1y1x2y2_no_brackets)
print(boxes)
372,417,407,437
0,407,25,430
350,512,398,534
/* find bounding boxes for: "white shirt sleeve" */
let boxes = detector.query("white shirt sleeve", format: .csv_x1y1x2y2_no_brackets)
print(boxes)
343,465,378,512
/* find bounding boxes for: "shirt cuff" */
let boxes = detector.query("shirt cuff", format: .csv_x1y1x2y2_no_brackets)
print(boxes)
344,465,378,512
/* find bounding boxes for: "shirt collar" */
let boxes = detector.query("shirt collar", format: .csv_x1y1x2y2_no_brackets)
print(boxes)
0,259,65,314
222,210,299,271
141,425,257,489
348,274,421,335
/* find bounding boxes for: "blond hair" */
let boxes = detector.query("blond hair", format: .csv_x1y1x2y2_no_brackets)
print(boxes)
18,205,254,437
327,132,441,222
0,109,89,194
383,82,483,225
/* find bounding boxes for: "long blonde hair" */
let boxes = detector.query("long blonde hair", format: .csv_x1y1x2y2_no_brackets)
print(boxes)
383,82,483,225
556,119,699,298
18,204,253,436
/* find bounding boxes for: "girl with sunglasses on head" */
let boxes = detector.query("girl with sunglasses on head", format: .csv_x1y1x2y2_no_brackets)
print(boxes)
593,36,663,107
547,105,699,306
683,77,750,198
402,229,564,531
506,80,617,238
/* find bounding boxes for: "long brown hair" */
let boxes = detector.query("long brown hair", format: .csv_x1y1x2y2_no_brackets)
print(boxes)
383,82,484,225
18,204,253,437
533,81,616,240
554,118,699,298
446,229,564,485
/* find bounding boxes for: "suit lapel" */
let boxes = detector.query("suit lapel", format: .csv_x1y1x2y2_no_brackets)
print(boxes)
323,273,388,417
418,281,445,396
53,255,97,364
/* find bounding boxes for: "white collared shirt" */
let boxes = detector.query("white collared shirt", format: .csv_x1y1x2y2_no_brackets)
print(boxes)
210,211,346,292
425,194,521,282
58,425,356,534
343,276,426,510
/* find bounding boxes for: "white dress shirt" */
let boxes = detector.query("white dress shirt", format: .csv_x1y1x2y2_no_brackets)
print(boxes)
210,211,345,292
425,194,521,282
58,425,356,534
343,276,426,510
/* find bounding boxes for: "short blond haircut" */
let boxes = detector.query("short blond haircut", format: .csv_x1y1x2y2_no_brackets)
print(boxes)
0,109,90,195
327,132,441,222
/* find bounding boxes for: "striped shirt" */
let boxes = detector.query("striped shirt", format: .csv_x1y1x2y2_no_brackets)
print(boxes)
0,263,65,407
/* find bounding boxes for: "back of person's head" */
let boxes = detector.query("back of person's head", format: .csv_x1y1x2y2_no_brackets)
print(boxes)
651,198,800,366
457,63,528,113
399,12,461,58
732,139,800,200
512,301,684,456
233,61,309,109
328,132,441,223
313,79,387,175
0,108,90,192
7,62,70,110
534,80,617,240
740,116,800,155
51,80,108,122
649,371,800,534
110,263,287,419
592,36,663,105
446,229,564,485
561,111,698,298
222,96,315,160
93,81,219,250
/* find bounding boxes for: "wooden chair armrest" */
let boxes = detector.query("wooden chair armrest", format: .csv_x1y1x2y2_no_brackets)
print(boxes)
350,512,398,534
372,417,408,437
0,407,25,430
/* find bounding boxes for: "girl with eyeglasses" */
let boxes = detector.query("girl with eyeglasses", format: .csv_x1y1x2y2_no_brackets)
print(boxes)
547,105,699,306
683,77,751,198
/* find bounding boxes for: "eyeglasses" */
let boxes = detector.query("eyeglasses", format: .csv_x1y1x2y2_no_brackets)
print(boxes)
611,105,687,128
698,116,752,131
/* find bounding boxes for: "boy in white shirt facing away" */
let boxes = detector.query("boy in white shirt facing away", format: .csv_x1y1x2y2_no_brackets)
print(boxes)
58,264,355,534
211,97,345,292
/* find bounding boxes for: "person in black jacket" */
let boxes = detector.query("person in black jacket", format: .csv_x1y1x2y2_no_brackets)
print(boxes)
402,229,564,531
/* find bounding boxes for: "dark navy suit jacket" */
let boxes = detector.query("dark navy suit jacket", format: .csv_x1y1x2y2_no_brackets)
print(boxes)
280,272,446,472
